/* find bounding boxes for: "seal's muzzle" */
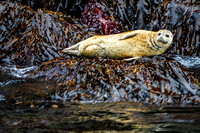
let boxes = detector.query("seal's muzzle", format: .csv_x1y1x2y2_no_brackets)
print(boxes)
157,37,168,44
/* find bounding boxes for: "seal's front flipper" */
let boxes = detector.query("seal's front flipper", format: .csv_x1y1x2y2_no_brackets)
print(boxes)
118,31,140,40
124,56,141,61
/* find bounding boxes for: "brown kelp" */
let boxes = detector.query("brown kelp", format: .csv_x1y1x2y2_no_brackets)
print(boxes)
0,2,99,65
149,0,200,56
32,56,200,104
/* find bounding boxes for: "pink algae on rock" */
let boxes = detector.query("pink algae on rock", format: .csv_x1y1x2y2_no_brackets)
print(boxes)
81,1,121,35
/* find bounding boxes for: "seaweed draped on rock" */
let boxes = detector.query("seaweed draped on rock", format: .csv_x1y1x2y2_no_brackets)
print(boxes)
0,1,199,104
149,1,200,56
32,56,200,104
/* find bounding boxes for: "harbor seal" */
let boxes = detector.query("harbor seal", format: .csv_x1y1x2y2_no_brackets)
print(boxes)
62,29,173,61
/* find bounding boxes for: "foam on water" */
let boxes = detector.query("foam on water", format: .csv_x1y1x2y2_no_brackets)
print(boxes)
0,79,26,87
173,56,200,68
0,65,37,78
0,95,6,101
0,65,38,89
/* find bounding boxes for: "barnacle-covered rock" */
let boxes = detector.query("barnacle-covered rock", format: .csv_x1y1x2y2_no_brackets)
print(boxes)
32,56,200,104
0,2,99,65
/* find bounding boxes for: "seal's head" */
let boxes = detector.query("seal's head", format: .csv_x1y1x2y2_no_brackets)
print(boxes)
154,29,173,49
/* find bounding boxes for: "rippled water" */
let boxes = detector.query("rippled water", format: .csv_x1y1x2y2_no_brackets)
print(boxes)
0,101,200,132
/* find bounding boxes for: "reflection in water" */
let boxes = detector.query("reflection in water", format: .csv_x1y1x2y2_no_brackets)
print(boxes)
0,102,200,132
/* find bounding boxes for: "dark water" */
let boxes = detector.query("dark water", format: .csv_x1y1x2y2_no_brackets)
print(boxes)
0,102,200,132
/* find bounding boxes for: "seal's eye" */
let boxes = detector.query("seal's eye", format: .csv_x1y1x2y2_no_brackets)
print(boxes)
166,34,169,38
158,33,161,36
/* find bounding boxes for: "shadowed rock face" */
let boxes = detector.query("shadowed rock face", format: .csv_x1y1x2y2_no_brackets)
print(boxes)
0,1,199,104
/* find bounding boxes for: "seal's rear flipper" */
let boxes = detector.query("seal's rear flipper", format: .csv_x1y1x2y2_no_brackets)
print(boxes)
61,49,81,56
62,42,81,51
